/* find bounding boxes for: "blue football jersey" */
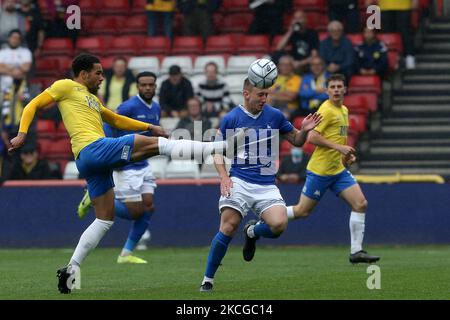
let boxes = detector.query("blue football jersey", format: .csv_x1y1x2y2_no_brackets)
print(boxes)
105,95,161,171
220,105,293,185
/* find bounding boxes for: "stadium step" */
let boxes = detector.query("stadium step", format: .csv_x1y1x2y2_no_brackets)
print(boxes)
357,167,450,176
402,74,450,84
359,160,450,168
381,118,450,126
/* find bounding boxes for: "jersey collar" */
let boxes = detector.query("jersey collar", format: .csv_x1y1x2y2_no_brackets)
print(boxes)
238,105,263,119
137,94,153,109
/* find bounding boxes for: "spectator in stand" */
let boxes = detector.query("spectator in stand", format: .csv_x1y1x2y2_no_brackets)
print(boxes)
0,29,32,92
159,65,194,118
197,61,234,118
319,21,355,79
354,27,388,78
277,146,310,184
175,96,212,141
248,0,291,37
44,0,79,43
328,0,360,33
272,9,319,73
0,0,26,45
371,0,417,69
299,56,329,114
178,0,222,42
19,0,45,56
268,55,302,119
7,143,62,180
146,0,176,39
98,57,137,111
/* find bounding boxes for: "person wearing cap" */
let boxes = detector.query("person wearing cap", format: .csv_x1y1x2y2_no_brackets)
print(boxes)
7,143,61,180
158,65,194,118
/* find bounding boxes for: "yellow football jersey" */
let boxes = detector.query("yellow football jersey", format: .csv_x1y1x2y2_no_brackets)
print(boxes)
306,99,349,176
45,79,106,159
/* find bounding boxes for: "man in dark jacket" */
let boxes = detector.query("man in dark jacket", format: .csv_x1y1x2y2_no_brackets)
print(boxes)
159,65,194,117
354,27,388,78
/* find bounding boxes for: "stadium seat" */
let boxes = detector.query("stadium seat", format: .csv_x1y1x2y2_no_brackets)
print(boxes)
128,56,160,75
348,75,381,95
101,0,130,15
75,37,107,56
37,138,53,156
47,138,72,159
226,55,258,74
221,0,250,13
55,122,69,139
164,160,200,179
293,0,325,11
193,55,226,75
78,0,98,15
348,114,367,133
236,35,270,55
378,33,403,53
160,56,193,75
344,94,370,115
302,141,315,155
88,17,121,35
140,36,171,55
35,58,59,77
109,36,139,56
204,35,236,55
63,161,79,180
271,35,291,52
280,139,292,157
148,156,169,179
220,13,253,34
120,15,147,35
306,12,329,30
224,73,248,93
41,38,73,56
171,36,204,55
36,120,56,139
131,0,147,14
318,31,328,41
292,116,305,130
347,33,363,46
387,51,399,74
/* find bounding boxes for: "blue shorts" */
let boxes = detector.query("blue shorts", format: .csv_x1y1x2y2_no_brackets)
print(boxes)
302,169,357,201
76,135,135,199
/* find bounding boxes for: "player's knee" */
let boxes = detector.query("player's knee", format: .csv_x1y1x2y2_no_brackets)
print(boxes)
354,199,368,212
270,219,288,236
220,221,239,237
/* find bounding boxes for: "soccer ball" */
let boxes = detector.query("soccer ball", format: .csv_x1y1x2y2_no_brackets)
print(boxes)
248,58,278,89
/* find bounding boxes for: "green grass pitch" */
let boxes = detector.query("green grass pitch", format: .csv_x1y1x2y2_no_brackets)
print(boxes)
0,245,449,300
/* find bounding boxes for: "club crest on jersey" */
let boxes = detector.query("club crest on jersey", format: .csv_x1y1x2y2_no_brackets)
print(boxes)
85,95,100,112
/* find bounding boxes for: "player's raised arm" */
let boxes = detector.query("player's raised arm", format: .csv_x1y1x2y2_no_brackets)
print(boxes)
283,112,322,147
100,106,168,137
9,91,55,153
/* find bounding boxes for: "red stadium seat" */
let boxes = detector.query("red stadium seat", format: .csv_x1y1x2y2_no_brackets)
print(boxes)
42,38,73,56
131,0,147,14
35,58,59,77
172,36,204,55
348,75,381,95
109,36,139,56
120,15,147,35
346,132,357,148
387,51,399,74
292,116,305,130
37,138,53,157
78,0,98,15
36,120,56,139
347,33,363,46
221,0,250,13
89,17,121,35
303,141,315,155
55,123,69,140
319,31,328,41
344,93,378,115
378,33,403,53
280,139,293,157
349,114,367,133
140,36,171,55
293,0,325,11
306,12,329,30
220,13,253,33
205,35,236,55
76,37,107,56
47,138,72,159
271,35,291,52
237,35,270,55
101,0,130,15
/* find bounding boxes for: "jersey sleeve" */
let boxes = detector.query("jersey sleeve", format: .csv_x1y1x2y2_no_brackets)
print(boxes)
219,114,231,139
278,111,294,135
45,79,72,101
116,102,131,117
313,105,330,134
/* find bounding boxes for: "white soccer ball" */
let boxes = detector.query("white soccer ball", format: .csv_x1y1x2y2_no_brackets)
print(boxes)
248,58,278,89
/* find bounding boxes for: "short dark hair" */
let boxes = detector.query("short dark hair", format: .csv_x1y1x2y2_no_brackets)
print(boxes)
8,29,22,38
326,73,346,87
72,54,101,77
136,71,157,83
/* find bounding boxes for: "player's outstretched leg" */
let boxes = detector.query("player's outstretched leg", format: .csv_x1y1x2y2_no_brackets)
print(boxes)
200,209,240,292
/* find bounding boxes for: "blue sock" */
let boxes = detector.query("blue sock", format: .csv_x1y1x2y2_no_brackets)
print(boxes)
114,200,132,220
124,212,151,252
205,231,232,279
254,222,280,239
